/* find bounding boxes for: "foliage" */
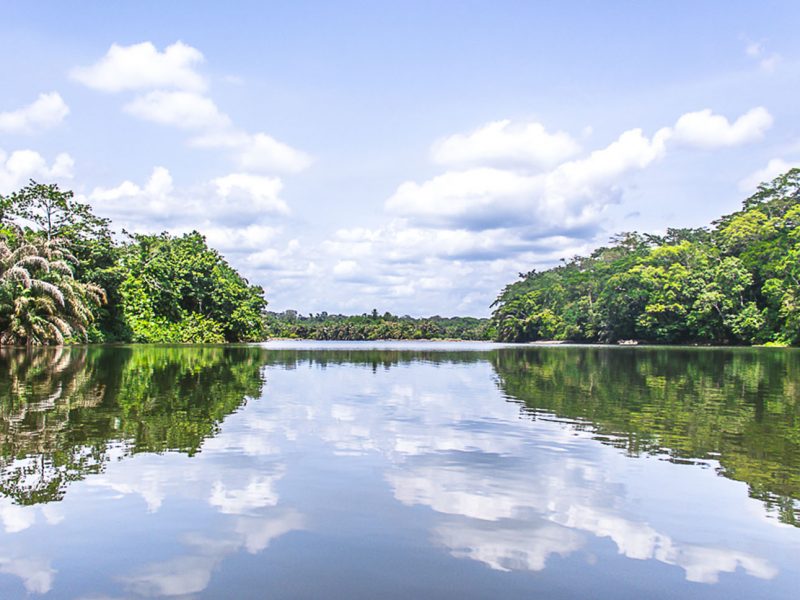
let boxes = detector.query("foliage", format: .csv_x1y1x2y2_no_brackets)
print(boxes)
492,168,800,345
0,229,105,345
0,181,267,344
264,309,492,340
118,232,266,343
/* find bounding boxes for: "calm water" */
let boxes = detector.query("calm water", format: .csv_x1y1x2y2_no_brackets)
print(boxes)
1,342,799,599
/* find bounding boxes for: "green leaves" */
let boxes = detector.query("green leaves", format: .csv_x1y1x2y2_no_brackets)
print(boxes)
118,231,266,343
0,235,105,345
493,167,800,345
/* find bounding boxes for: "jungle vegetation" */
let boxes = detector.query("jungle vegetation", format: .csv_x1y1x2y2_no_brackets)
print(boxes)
0,181,267,345
492,168,800,345
264,309,492,341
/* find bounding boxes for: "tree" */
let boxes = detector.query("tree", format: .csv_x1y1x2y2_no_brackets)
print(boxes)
118,231,267,343
0,232,105,345
5,181,109,242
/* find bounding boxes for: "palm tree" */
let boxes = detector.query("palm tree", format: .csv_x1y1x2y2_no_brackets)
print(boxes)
0,230,105,345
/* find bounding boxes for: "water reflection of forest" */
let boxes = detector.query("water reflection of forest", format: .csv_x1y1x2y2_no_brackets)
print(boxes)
0,346,266,504
1,345,797,526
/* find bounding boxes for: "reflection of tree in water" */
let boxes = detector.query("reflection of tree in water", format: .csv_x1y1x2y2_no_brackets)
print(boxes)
262,348,488,371
492,347,800,526
0,345,266,505
3,343,798,527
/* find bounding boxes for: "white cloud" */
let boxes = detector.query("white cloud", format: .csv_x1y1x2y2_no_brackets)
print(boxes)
203,224,283,253
386,107,769,235
89,166,174,222
212,173,289,215
431,119,580,169
71,41,206,92
745,41,762,58
673,107,772,148
124,91,231,130
333,259,360,278
387,126,669,231
191,130,312,173
739,158,800,192
386,167,535,228
74,41,311,174
0,149,74,194
744,40,781,72
89,168,289,229
0,92,69,134
246,239,302,270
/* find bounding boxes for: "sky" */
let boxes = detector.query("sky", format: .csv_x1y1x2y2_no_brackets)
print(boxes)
1,1,799,317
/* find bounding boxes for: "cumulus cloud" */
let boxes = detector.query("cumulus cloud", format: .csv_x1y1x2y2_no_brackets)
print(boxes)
386,107,768,236
0,92,69,134
672,107,772,148
431,119,580,167
73,40,311,174
431,119,580,169
0,149,74,194
333,259,361,279
203,224,283,253
89,166,175,222
388,126,670,231
124,91,231,130
88,167,289,228
212,173,289,215
191,130,312,173
70,41,206,92
739,158,800,192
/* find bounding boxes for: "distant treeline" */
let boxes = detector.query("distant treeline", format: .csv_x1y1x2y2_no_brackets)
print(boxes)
265,310,493,341
492,168,800,345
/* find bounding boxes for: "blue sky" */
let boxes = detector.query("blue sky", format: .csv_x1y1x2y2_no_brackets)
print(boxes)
1,1,799,316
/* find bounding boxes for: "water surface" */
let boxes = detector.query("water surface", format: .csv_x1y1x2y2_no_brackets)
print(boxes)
1,342,798,598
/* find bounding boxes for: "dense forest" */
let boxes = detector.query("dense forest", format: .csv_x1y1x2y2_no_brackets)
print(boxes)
4,168,800,346
0,182,266,344
492,168,800,345
265,310,492,340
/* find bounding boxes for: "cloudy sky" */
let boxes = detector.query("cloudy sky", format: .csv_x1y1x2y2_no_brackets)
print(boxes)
1,1,799,316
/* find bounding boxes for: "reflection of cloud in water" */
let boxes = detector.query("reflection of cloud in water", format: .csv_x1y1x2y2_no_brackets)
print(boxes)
124,555,217,597
0,556,55,594
308,363,779,585
0,496,63,534
436,518,583,572
88,466,167,513
254,360,781,585
388,448,777,583
0,497,36,534
122,509,304,597
209,471,283,515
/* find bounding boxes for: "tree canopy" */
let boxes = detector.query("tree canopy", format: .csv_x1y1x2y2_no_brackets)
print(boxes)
492,168,800,345
0,181,267,344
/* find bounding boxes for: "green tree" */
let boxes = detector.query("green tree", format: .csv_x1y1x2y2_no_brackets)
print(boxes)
0,232,105,345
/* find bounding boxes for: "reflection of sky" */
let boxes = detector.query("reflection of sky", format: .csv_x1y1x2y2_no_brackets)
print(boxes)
0,352,799,598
